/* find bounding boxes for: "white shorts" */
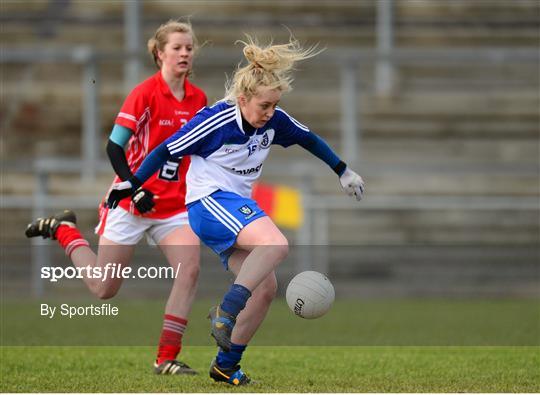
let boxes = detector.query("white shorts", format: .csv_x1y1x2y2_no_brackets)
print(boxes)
95,207,190,245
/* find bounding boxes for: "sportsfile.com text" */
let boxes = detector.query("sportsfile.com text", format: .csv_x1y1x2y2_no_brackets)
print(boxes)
40,263,181,283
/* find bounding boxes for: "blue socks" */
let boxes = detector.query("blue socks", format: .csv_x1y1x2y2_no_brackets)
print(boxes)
216,343,247,368
220,283,251,317
216,284,250,368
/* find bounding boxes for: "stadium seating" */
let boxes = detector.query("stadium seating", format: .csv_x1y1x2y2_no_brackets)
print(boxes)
1,1,538,296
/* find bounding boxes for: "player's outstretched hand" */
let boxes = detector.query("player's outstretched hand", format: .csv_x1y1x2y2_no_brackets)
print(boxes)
131,188,158,214
339,168,365,201
107,180,135,209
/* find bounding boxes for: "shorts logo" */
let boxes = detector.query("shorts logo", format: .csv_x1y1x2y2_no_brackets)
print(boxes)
238,205,257,219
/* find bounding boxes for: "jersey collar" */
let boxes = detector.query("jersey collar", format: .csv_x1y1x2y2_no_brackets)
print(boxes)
156,71,194,100
234,104,245,134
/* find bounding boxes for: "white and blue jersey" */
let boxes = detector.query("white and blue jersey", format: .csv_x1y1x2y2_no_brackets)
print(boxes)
165,101,313,204
134,100,344,266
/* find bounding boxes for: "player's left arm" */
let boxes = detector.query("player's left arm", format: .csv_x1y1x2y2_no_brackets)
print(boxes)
106,124,156,213
275,109,365,201
106,109,214,208
298,132,365,201
107,124,134,181
106,142,172,209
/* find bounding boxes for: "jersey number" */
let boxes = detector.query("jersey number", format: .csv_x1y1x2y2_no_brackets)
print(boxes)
247,144,258,157
158,158,182,181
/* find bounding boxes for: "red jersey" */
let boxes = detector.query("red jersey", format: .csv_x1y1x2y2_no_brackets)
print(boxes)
110,71,207,219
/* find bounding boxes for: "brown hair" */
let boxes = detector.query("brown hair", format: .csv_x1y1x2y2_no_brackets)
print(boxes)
147,19,198,70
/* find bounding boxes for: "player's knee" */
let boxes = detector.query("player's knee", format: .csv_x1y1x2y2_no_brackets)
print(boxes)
94,284,119,300
271,241,289,262
182,260,200,283
279,245,289,263
96,288,118,300
260,234,289,261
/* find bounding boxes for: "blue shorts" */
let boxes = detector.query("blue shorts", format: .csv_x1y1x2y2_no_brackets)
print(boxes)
187,190,267,268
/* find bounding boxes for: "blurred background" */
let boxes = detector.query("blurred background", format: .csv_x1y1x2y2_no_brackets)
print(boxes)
1,0,539,333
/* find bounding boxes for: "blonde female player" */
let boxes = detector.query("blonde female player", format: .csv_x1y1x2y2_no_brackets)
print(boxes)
107,36,365,385
25,20,207,375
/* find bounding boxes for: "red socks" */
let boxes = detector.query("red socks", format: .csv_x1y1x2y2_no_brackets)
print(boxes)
55,224,89,257
156,315,187,365
56,226,188,365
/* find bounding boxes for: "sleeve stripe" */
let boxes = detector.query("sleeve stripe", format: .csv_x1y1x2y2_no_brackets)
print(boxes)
276,108,310,132
118,112,137,122
167,106,235,151
169,114,235,155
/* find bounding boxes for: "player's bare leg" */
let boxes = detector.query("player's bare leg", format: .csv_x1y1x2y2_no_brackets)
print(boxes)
233,216,288,290
208,249,277,385
70,236,135,299
209,216,287,352
228,249,277,344
158,225,200,318
25,210,134,299
153,224,200,375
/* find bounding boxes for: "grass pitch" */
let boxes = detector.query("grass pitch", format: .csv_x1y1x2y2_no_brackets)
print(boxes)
1,345,538,392
1,298,539,392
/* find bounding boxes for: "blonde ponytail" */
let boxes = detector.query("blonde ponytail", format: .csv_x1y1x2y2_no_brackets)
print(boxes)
224,36,322,103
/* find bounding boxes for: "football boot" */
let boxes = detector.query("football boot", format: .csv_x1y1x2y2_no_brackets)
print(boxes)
209,358,251,386
208,305,235,352
154,359,198,375
25,210,77,240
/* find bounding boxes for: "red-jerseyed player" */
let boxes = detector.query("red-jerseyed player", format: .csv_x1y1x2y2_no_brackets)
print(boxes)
26,20,207,375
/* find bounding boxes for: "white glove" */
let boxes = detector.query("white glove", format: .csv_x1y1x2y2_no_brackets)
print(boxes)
339,168,365,201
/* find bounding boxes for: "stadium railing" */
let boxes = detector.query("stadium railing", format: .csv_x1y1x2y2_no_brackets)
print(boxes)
1,157,538,297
